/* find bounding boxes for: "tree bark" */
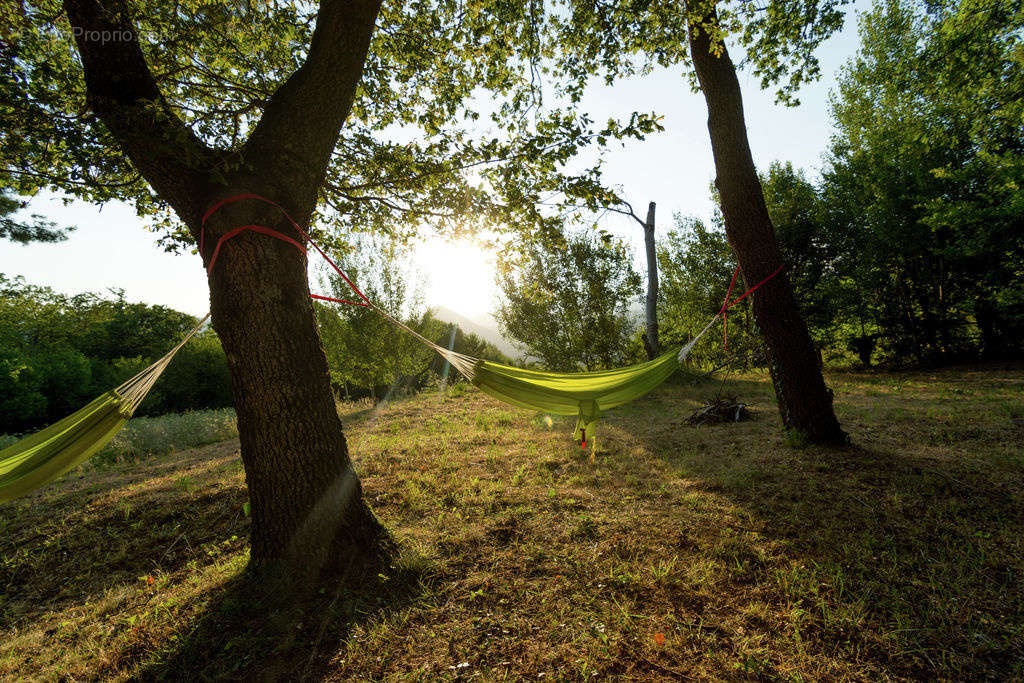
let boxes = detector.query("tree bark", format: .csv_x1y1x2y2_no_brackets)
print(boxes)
203,196,386,580
64,0,390,580
642,201,660,359
687,12,847,445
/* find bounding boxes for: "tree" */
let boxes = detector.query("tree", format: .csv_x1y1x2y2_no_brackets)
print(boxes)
3,0,661,578
314,238,434,398
1,191,73,243
760,161,842,353
552,0,849,443
661,168,847,369
0,275,231,431
642,202,659,359
609,199,661,359
823,0,1024,363
496,231,642,372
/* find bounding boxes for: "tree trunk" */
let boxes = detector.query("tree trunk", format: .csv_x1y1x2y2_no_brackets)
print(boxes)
687,14,847,445
63,0,389,583
203,195,386,581
642,201,660,359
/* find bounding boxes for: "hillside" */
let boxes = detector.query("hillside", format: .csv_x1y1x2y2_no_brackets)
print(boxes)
432,306,521,359
1,367,1022,680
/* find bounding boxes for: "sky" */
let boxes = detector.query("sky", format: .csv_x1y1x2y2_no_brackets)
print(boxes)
0,5,867,320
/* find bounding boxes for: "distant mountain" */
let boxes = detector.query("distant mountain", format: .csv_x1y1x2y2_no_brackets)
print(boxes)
431,306,521,359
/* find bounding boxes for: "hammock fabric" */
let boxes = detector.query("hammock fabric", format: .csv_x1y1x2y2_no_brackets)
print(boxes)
0,193,779,502
0,316,208,503
380,313,720,451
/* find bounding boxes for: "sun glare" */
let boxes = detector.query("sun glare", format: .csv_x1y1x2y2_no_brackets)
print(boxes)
413,237,499,317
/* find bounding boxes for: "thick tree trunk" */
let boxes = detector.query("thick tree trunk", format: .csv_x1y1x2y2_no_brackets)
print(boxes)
63,0,389,583
642,201,660,360
202,195,386,579
687,15,847,445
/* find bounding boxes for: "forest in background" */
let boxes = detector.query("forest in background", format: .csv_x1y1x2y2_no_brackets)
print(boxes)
1,0,1021,427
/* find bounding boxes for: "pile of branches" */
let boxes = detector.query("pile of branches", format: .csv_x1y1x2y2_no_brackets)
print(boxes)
686,396,754,427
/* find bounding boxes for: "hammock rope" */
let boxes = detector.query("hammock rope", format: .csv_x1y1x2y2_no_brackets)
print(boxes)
0,193,782,503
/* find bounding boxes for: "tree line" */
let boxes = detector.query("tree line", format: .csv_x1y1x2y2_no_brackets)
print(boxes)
0,275,232,434
1,267,505,434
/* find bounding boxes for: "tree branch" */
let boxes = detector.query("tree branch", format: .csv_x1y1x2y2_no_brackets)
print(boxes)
243,0,384,212
63,0,216,227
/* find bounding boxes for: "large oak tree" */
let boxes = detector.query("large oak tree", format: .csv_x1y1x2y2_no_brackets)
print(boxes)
553,0,849,444
1,0,658,579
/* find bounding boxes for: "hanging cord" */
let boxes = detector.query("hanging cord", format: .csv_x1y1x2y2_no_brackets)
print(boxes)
705,263,784,402
115,313,212,416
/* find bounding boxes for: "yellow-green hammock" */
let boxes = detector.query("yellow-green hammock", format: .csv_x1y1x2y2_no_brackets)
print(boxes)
378,310,721,451
0,315,209,503
0,194,752,502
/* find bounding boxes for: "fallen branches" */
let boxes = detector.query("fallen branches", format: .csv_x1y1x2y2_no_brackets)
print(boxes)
686,396,754,426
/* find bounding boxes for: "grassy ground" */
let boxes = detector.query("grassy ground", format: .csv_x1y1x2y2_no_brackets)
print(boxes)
1,366,1022,680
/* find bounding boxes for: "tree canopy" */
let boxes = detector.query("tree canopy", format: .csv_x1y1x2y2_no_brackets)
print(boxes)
0,192,73,243
1,0,660,250
0,275,231,432
496,230,642,371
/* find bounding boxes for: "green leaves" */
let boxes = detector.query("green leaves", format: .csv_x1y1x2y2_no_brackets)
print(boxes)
3,0,665,254
495,229,642,371
823,0,1024,362
548,0,850,106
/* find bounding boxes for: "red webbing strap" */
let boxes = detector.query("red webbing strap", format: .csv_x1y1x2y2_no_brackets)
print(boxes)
204,225,307,275
310,293,371,307
719,265,742,350
719,264,785,350
201,194,371,307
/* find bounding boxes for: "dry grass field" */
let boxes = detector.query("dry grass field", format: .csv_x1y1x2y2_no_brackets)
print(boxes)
1,366,1022,680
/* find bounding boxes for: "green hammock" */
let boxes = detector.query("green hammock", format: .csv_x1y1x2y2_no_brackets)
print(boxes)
472,347,683,447
0,316,208,503
381,309,719,450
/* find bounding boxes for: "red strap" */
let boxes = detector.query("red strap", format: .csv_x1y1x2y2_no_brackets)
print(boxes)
718,263,785,350
204,225,306,275
719,265,742,351
201,194,370,307
581,427,586,450
310,293,373,307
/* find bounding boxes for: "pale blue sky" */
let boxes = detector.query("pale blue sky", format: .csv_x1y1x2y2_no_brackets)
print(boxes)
0,5,866,319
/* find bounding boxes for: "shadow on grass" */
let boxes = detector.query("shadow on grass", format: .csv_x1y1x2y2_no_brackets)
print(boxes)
0,445,248,630
619,380,1024,679
0,402,390,631
135,549,433,681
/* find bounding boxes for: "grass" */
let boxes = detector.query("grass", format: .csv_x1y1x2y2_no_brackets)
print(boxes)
1,366,1022,680
98,408,239,464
